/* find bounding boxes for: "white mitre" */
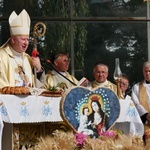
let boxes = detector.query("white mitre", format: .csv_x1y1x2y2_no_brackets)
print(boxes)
9,9,31,36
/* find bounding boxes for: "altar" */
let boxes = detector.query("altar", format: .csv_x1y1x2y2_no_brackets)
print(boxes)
113,96,144,136
0,95,63,150
0,94,144,150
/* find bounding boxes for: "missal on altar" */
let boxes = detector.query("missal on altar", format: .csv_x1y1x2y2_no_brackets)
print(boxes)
77,77,91,87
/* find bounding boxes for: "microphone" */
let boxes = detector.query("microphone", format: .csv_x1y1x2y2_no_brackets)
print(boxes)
35,54,51,64
37,54,77,86
31,50,51,64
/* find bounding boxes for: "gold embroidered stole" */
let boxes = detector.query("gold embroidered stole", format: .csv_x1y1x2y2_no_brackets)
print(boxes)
139,81,150,141
139,81,150,112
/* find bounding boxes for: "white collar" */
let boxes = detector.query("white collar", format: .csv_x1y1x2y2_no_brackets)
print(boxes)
52,70,66,76
94,79,108,86
11,46,23,58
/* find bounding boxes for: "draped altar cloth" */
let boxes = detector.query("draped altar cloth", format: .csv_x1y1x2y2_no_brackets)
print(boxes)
114,98,144,136
0,94,144,150
0,95,63,123
0,94,144,133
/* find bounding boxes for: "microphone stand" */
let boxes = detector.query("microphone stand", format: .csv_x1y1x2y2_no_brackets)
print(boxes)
39,55,77,86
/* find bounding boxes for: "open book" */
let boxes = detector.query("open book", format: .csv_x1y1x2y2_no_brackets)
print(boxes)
77,77,91,87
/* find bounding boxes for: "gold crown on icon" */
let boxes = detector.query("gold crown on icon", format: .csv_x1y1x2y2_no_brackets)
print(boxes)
90,95,99,101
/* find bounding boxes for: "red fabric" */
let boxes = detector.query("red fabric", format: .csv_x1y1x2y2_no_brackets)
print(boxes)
32,49,39,57
97,123,104,135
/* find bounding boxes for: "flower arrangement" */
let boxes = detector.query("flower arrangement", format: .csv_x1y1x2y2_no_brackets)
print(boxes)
47,82,67,91
99,130,117,138
74,130,124,149
47,83,62,91
75,133,87,149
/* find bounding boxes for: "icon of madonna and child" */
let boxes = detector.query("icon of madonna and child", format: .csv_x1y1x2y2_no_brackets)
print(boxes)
77,95,106,138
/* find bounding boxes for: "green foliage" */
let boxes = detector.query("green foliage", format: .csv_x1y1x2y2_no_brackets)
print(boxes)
47,83,61,91
32,1,89,74
1,0,148,86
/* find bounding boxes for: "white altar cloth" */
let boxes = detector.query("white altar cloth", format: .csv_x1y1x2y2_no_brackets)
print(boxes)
0,94,144,134
0,94,144,136
113,97,144,136
0,94,145,150
0,95,63,123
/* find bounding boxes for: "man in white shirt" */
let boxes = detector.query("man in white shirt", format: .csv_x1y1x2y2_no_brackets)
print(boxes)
132,61,150,143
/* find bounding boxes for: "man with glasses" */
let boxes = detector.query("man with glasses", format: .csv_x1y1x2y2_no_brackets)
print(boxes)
120,73,130,99
90,62,117,95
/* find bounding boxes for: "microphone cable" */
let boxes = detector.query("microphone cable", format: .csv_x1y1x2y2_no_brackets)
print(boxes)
37,54,77,86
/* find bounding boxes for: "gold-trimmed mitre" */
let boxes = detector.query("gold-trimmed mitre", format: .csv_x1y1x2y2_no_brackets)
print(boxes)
9,9,31,36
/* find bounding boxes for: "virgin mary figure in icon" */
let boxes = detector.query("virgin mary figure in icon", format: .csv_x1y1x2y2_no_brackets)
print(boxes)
88,95,106,137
